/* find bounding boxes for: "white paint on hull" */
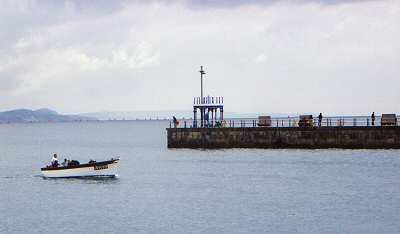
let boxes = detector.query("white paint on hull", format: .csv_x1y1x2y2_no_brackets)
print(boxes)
41,162,119,178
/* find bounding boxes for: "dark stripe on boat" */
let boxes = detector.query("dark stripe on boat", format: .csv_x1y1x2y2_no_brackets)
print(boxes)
41,159,119,171
43,175,117,179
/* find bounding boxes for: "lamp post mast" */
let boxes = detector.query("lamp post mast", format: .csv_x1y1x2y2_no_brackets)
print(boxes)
200,66,205,127
200,66,205,103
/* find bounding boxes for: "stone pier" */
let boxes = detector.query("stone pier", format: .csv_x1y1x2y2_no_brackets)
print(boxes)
167,126,400,149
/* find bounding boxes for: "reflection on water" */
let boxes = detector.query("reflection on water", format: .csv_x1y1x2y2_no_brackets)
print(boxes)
41,176,120,184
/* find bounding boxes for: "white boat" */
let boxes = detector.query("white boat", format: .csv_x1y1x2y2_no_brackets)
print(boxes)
41,158,120,178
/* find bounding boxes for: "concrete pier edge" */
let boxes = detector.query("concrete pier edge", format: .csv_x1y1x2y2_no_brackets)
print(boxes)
167,126,400,149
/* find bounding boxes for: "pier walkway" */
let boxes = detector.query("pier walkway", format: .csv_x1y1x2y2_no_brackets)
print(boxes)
169,115,399,129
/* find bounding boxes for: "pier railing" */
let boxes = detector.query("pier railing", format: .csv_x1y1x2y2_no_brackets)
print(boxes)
169,116,399,128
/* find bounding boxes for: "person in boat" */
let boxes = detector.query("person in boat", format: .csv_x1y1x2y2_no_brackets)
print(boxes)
61,158,68,167
68,159,80,166
51,154,59,167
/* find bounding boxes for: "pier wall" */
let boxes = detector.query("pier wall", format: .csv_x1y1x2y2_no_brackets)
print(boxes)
167,126,400,149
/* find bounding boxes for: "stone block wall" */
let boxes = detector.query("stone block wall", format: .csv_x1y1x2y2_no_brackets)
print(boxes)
167,126,400,149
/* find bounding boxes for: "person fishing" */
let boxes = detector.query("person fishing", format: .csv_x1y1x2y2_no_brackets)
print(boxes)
51,154,59,167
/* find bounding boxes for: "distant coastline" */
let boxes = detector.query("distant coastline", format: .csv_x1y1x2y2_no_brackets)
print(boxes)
0,108,298,123
0,108,96,123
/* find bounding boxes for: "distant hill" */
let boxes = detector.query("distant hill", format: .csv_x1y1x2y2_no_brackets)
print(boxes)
0,108,96,123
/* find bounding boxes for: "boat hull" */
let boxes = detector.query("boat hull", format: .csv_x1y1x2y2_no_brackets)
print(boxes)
41,159,119,178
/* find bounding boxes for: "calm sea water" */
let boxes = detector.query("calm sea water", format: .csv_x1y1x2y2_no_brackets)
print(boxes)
0,121,400,234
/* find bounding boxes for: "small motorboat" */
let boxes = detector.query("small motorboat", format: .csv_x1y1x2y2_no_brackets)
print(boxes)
41,158,120,178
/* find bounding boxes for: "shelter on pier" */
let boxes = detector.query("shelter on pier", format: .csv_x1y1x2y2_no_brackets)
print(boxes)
193,66,224,128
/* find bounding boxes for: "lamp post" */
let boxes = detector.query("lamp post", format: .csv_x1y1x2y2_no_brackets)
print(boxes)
200,66,205,127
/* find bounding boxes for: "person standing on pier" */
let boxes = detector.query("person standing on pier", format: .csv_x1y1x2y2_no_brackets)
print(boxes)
173,116,179,128
318,113,323,127
371,112,375,126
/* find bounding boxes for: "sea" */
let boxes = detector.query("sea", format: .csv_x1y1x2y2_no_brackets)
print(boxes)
0,121,399,234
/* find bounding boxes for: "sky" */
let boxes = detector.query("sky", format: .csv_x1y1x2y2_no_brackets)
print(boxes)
0,0,399,115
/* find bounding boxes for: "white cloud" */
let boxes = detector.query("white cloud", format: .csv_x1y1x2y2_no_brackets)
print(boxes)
0,0,399,114
255,53,268,64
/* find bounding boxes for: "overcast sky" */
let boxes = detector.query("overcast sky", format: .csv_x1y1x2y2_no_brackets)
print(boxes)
0,0,399,115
